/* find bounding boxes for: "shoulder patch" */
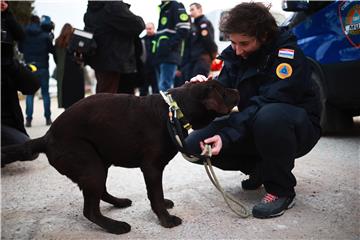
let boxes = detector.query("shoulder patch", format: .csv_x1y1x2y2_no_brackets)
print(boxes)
276,63,293,79
278,48,295,59
200,23,208,29
179,13,189,21
201,29,208,36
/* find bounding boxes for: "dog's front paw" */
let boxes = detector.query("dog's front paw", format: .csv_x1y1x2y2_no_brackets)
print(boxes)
105,221,131,235
160,215,182,228
164,199,174,209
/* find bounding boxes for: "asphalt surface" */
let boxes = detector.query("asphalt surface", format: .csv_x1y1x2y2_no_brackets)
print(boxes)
1,97,360,239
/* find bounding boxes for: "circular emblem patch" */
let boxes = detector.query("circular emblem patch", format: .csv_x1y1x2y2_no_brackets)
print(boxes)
276,63,293,79
179,13,189,21
161,16,167,25
201,29,208,36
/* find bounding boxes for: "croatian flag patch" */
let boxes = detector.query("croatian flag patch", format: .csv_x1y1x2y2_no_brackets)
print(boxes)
278,48,295,59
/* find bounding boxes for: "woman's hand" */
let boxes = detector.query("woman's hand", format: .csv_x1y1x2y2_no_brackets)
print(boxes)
200,135,223,156
189,74,213,83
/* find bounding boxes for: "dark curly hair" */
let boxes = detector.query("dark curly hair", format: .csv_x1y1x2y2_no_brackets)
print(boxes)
219,2,279,42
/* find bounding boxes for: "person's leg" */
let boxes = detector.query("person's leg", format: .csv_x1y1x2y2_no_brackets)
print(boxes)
1,125,31,167
158,63,177,92
251,103,321,218
179,63,192,87
191,57,211,78
149,69,159,94
117,73,134,94
38,69,51,123
95,71,120,93
25,94,34,126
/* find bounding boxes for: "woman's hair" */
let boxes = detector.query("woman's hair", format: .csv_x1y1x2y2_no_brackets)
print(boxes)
55,23,73,48
219,2,279,42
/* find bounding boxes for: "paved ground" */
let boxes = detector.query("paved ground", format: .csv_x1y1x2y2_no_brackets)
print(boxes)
1,97,360,239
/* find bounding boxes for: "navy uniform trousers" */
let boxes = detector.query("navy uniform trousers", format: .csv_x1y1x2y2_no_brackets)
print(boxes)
185,103,321,197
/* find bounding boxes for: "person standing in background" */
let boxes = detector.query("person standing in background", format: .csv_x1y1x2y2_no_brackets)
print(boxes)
139,22,158,96
154,0,190,92
182,2,217,82
54,23,84,109
83,1,145,94
18,15,55,127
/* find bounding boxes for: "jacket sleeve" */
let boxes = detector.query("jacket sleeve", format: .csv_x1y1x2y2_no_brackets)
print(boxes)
105,2,145,36
168,2,190,48
216,63,235,88
10,61,40,95
198,20,217,56
218,46,310,147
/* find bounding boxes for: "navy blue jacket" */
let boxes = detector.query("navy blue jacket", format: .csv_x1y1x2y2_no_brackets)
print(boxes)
189,15,217,60
216,29,321,147
18,23,54,69
155,1,190,65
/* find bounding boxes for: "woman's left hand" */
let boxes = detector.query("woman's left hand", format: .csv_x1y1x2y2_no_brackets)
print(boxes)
200,135,223,156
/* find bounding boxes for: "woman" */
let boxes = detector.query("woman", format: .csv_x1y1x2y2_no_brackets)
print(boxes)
54,23,84,109
185,2,321,219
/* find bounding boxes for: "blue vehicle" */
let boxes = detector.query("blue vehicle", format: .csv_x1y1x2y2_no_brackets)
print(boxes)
282,0,360,133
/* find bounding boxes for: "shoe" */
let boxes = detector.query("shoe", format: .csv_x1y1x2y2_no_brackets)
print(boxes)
242,174,262,190
252,193,295,219
46,118,52,126
25,119,32,127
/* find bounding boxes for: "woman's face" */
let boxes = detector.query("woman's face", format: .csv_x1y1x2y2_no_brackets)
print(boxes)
229,33,262,59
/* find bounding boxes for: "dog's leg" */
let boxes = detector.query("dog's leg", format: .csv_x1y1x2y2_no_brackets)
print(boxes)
101,168,132,208
102,192,132,208
80,166,131,234
164,199,174,209
141,165,182,228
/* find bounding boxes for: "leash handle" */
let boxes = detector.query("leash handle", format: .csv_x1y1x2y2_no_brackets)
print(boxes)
201,144,251,218
201,144,212,158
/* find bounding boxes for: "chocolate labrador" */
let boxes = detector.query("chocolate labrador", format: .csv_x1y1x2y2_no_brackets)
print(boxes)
2,80,239,234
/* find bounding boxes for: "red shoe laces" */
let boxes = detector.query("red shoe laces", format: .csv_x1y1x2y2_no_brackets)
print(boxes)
262,193,279,203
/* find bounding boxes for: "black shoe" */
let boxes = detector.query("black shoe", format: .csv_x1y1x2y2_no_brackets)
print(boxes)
252,193,295,219
242,175,262,190
25,119,32,127
46,118,52,126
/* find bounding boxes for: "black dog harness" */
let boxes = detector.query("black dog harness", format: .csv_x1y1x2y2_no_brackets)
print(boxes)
160,91,211,162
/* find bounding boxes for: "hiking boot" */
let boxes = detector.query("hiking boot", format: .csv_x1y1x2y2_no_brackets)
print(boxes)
25,119,32,127
242,174,262,190
46,118,52,126
252,193,295,219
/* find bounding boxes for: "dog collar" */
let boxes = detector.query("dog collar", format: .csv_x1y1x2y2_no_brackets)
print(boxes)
160,91,192,131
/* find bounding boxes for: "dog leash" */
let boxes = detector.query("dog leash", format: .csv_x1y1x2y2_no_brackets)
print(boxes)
160,91,251,218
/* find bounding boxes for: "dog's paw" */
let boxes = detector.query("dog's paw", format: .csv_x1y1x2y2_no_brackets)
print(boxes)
160,215,182,228
106,221,131,235
164,199,174,209
112,198,132,208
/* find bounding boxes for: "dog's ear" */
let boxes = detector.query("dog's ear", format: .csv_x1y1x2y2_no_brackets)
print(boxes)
202,86,229,114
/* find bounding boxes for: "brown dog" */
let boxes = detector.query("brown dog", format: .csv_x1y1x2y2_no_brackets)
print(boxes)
2,81,239,234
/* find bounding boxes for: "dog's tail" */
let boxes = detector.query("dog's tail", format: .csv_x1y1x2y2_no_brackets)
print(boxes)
1,136,47,166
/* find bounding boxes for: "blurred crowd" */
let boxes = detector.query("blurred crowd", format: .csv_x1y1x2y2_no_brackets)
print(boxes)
1,0,216,127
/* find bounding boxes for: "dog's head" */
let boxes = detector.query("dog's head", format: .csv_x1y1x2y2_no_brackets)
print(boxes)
168,80,239,129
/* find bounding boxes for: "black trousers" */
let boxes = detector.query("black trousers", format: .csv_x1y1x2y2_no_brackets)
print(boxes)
1,125,30,166
183,56,212,82
185,103,321,197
